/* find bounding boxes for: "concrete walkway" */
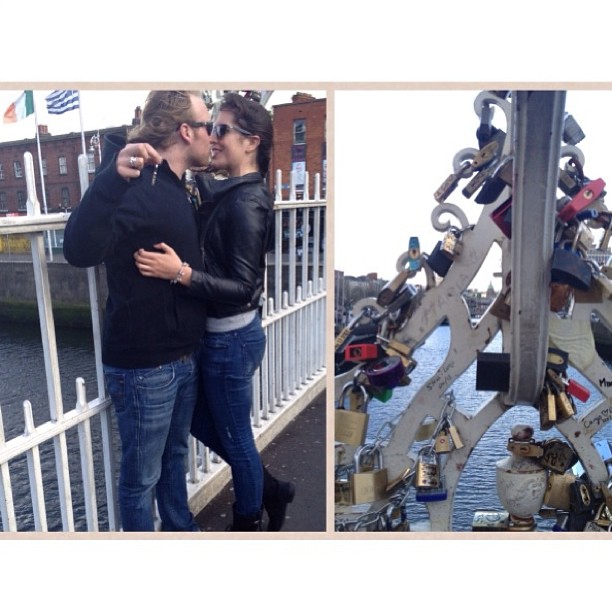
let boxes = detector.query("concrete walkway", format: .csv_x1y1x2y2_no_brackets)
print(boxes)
195,391,327,532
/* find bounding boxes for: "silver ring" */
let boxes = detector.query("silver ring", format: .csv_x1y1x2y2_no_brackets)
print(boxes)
129,156,138,169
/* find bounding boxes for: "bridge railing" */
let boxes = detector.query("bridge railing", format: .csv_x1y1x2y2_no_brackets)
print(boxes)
0,153,326,532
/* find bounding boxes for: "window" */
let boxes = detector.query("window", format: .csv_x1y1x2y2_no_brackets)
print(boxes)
61,187,70,208
293,119,306,145
59,156,67,175
17,191,26,211
0,163,4,180
13,161,23,178
41,159,47,176
0,192,7,212
87,151,95,173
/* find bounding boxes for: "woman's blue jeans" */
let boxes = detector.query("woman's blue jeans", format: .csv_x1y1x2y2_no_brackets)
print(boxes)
104,354,199,532
196,314,266,516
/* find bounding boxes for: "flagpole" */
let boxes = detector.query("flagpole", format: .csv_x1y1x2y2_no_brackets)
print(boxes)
32,93,53,261
77,92,86,157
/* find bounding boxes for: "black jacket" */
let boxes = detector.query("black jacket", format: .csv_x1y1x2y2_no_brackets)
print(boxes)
63,134,206,368
190,172,275,318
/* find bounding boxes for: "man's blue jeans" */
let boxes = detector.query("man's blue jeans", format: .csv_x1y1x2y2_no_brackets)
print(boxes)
195,314,266,516
104,354,199,532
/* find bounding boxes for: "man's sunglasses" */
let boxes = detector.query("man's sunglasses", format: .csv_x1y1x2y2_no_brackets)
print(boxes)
185,121,214,135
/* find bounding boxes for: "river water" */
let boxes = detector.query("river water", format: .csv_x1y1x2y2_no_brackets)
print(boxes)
3,321,612,532
0,321,113,531
362,325,612,531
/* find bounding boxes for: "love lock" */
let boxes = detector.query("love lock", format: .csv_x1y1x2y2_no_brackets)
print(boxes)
550,244,592,292
364,355,406,389
425,227,462,278
425,240,454,277
350,444,388,504
335,382,370,446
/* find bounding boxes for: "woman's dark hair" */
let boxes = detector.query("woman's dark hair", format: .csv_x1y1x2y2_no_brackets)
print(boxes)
219,92,273,178
127,90,201,149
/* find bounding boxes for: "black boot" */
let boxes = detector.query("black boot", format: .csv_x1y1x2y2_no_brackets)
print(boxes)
228,505,263,532
263,466,296,531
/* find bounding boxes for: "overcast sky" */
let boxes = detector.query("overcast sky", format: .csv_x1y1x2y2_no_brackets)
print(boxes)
334,89,612,291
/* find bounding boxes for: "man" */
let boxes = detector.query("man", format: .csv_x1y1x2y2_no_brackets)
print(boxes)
63,91,211,531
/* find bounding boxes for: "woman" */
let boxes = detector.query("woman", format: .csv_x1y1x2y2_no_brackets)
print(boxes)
133,93,295,531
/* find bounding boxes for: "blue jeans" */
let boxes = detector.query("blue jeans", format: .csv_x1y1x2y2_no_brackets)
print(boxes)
104,354,199,532
195,314,266,516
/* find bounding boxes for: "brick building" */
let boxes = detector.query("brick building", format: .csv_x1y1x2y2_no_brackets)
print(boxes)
0,120,138,216
269,92,327,200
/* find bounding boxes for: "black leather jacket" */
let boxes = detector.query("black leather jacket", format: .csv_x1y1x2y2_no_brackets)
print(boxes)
190,172,275,318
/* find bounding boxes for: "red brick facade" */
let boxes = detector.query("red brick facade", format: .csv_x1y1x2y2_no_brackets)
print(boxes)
0,124,131,215
268,93,327,200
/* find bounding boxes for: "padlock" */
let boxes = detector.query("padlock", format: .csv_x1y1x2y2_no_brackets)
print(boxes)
440,228,462,259
569,477,596,515
573,276,604,303
565,378,590,403
546,348,569,373
335,473,351,505
475,351,510,392
446,420,465,450
489,286,511,321
364,355,406,389
557,168,582,197
558,178,606,223
547,370,575,422
415,478,448,502
490,197,512,238
507,439,544,458
540,438,579,474
550,245,592,292
474,154,513,205
377,269,409,307
433,159,472,203
415,445,440,489
415,418,439,442
350,444,388,504
434,428,453,454
543,472,576,511
562,113,586,146
371,387,393,402
334,382,369,446
425,241,454,277
537,382,557,431
344,343,379,363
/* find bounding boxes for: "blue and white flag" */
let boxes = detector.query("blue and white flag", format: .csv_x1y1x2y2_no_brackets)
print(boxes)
45,90,80,115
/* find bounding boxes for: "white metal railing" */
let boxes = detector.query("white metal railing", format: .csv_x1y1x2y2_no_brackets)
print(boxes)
0,154,326,532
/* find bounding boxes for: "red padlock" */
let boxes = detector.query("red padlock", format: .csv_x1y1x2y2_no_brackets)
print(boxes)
344,343,379,362
558,178,606,223
566,378,590,403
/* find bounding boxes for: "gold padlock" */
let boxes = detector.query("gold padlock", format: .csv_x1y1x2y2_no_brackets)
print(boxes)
446,421,464,450
350,444,388,504
543,472,575,511
335,382,369,446
434,428,452,454
415,445,440,489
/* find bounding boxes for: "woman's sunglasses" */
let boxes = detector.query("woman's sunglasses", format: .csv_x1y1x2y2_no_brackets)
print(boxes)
211,123,254,139
182,122,254,139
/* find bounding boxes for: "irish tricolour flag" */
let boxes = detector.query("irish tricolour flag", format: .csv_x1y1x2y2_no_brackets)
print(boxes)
3,90,34,123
